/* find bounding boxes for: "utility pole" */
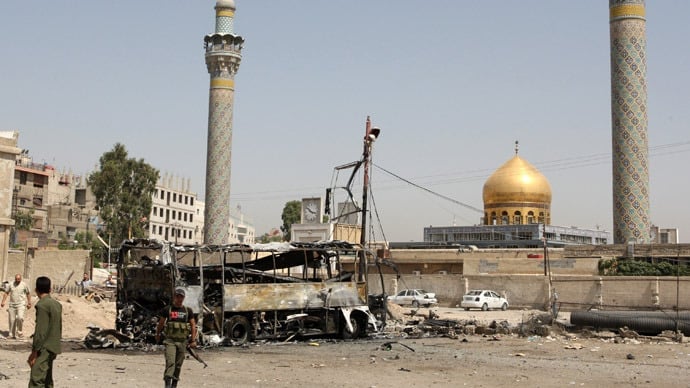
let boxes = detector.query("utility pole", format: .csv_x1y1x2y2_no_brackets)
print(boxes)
542,223,548,276
358,116,380,283
107,232,112,270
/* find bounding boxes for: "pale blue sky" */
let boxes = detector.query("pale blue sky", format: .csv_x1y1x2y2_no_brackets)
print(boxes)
2,1,689,242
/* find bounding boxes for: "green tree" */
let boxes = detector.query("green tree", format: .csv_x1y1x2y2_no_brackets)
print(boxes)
13,209,34,230
599,258,690,276
87,143,159,246
280,200,301,241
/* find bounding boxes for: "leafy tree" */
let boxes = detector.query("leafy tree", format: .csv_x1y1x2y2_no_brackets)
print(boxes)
13,209,34,230
600,258,690,276
87,143,159,246
280,200,301,241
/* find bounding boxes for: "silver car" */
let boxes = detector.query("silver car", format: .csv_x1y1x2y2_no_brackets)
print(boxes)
388,289,438,308
460,290,508,311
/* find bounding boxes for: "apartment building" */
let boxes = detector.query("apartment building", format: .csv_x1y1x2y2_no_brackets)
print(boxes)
148,175,199,245
188,200,255,245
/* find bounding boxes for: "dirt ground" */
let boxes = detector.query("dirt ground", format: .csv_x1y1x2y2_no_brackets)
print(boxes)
1,297,689,387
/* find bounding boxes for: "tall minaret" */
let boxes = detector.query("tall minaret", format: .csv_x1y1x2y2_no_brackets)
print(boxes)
609,0,650,244
203,0,243,244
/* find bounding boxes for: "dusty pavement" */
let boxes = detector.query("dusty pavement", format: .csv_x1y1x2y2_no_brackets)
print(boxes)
1,302,689,387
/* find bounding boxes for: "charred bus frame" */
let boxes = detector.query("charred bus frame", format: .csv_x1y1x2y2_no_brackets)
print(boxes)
115,238,379,345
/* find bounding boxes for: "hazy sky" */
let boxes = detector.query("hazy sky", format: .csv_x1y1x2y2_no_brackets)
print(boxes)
2,1,689,242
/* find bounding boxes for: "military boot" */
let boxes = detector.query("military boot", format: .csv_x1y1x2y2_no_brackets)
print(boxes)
171,379,178,388
164,377,173,388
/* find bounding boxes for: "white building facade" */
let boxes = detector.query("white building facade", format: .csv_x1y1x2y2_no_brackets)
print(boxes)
148,176,255,245
148,175,199,245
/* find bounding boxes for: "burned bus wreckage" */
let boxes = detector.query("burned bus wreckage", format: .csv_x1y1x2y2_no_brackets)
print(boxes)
114,238,385,346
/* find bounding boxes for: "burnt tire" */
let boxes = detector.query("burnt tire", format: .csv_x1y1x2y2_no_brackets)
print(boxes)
225,315,250,345
481,303,488,311
464,307,470,311
341,314,362,340
501,303,508,311
411,300,420,308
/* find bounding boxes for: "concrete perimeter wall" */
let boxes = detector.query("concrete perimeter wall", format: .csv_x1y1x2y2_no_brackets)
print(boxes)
368,274,690,311
461,257,600,276
3,249,90,291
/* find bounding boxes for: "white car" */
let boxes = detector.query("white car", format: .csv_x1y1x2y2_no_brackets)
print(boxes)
460,290,509,311
388,289,438,308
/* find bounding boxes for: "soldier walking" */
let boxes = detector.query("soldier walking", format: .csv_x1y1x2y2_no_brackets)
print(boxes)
27,276,62,387
155,287,197,388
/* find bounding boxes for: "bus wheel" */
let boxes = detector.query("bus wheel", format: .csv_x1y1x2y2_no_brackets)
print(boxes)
225,315,250,345
341,314,361,340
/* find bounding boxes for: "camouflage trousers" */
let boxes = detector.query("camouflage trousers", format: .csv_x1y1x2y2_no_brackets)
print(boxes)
163,339,186,382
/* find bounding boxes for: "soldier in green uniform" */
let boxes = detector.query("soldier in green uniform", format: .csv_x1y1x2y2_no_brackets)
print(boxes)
155,287,197,388
27,276,62,388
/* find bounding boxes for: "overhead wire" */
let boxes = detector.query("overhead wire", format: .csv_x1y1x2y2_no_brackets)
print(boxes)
367,141,690,242
229,140,690,203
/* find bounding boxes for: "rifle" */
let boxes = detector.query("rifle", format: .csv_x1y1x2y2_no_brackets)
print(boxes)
186,345,208,368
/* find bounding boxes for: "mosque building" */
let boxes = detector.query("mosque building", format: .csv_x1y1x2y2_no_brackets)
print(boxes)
423,143,611,248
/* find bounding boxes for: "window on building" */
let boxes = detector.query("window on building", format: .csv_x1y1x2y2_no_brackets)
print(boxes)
538,212,545,224
517,231,532,240
75,188,86,206
190,198,194,206
527,211,535,224
501,211,509,225
190,214,193,222
514,211,522,225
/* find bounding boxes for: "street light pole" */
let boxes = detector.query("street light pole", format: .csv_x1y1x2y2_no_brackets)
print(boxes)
358,116,380,282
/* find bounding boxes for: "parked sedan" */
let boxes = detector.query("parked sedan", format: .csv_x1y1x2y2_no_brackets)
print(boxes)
460,290,509,311
388,289,438,308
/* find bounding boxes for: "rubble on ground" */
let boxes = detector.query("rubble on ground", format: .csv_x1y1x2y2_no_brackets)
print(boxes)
66,297,686,351
377,303,686,347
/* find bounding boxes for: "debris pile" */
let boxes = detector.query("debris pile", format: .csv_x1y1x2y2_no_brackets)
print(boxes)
82,288,115,303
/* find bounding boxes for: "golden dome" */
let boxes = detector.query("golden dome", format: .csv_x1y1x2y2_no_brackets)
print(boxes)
482,155,552,206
